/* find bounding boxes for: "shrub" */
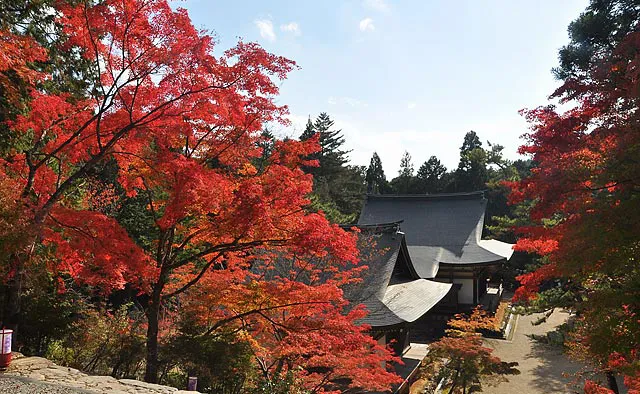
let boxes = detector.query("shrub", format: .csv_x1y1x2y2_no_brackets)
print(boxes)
46,303,147,378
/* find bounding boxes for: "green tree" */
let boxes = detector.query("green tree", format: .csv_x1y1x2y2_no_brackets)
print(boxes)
390,150,418,194
398,150,414,178
299,113,364,223
254,127,276,173
453,131,488,192
553,0,640,83
300,113,349,178
416,156,447,193
460,130,482,154
365,152,390,194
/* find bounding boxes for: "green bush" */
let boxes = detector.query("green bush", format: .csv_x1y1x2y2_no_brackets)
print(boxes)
46,303,147,379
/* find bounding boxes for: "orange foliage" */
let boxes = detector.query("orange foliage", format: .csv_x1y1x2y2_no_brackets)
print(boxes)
0,0,400,389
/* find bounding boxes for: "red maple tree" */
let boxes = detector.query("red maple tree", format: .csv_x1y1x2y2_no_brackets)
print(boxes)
419,307,518,394
508,2,640,391
0,0,400,390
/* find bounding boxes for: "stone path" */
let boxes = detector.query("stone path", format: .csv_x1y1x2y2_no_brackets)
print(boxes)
482,309,626,394
1,355,200,394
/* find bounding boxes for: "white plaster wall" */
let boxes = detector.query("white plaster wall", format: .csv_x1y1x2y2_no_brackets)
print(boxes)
453,278,475,304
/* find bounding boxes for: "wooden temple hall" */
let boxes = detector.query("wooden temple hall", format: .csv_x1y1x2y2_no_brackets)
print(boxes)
343,191,513,393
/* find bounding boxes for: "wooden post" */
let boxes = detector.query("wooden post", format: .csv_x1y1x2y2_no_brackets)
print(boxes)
473,270,478,305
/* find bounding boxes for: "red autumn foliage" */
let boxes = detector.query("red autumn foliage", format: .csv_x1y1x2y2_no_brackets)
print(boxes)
420,307,519,394
180,263,401,393
512,262,557,302
0,29,46,107
0,0,400,390
509,12,640,391
584,380,616,394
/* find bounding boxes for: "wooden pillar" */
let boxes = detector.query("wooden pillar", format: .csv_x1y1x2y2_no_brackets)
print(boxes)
473,270,478,305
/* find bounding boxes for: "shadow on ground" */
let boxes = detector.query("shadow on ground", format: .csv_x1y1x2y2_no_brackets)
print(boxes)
481,310,621,394
525,338,583,393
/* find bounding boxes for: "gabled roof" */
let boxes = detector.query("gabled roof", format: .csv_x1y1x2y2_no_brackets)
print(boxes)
343,223,452,328
381,280,453,323
357,192,513,278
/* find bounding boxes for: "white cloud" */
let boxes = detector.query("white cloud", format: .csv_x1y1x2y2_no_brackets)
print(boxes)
359,17,375,32
407,102,417,109
255,19,276,42
328,96,367,107
363,0,390,13
280,22,301,36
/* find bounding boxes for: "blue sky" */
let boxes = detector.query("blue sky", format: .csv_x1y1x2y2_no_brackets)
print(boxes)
178,0,588,175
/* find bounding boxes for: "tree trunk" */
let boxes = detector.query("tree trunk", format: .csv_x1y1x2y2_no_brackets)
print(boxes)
606,371,620,394
448,366,460,394
144,283,163,383
2,254,24,348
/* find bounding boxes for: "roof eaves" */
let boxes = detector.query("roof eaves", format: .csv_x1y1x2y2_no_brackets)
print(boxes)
365,191,485,201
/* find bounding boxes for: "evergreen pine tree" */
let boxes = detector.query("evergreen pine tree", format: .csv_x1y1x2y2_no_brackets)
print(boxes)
300,116,315,141
254,127,276,173
391,151,417,194
416,156,447,193
365,152,389,194
460,130,482,154
314,112,349,173
299,113,363,223
398,151,414,178
453,131,488,192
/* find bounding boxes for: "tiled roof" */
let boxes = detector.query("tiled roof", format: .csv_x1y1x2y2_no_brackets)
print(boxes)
358,192,513,278
343,223,452,328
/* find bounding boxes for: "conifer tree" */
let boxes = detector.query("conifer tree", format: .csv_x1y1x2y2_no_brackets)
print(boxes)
398,150,414,178
299,113,349,177
391,151,417,194
365,152,389,194
299,113,364,223
453,131,488,192
416,156,447,193
460,130,482,154
254,127,276,173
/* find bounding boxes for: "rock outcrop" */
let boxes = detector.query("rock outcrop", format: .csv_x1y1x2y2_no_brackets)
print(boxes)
2,354,201,394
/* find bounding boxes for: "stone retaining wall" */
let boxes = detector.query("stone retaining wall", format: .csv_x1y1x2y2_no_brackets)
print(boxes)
2,354,201,394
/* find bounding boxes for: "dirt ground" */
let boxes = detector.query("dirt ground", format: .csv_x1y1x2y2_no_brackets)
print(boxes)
482,309,626,394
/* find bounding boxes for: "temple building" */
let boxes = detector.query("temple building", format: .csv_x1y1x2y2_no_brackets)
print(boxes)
358,191,513,309
342,223,453,393
342,191,514,392
343,222,453,354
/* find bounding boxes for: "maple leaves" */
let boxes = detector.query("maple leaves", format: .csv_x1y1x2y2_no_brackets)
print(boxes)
0,0,299,284
509,2,640,391
0,29,46,108
182,275,400,393
167,231,399,392
419,307,519,394
43,206,157,293
0,0,401,390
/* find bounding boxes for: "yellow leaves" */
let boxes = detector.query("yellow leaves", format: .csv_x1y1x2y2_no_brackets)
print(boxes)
238,162,258,176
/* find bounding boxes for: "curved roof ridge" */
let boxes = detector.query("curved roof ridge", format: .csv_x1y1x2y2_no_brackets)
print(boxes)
365,191,485,200
341,221,404,233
